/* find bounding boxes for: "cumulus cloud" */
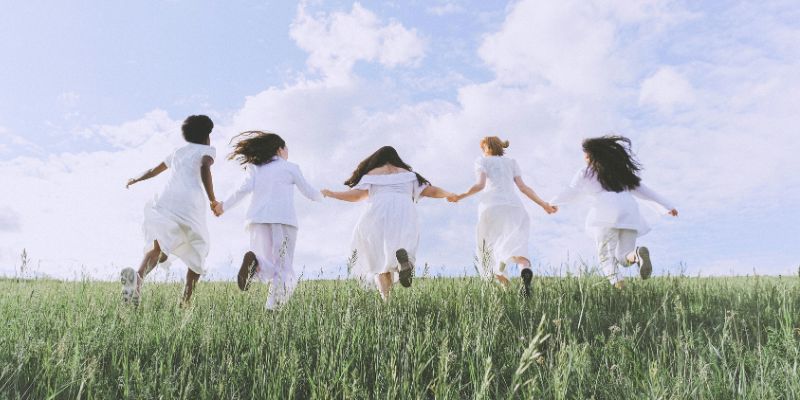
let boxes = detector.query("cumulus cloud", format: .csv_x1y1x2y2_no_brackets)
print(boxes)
290,2,426,83
638,67,695,113
0,207,21,232
2,0,799,280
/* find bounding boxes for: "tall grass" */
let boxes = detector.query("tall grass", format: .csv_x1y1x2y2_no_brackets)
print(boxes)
1,275,799,399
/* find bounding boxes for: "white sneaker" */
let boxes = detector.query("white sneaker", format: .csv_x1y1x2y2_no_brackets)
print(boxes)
121,267,140,306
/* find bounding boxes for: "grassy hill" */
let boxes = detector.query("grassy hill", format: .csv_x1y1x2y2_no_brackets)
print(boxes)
1,276,799,399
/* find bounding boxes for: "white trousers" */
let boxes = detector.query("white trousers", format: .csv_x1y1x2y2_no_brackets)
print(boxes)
593,228,638,284
249,223,298,310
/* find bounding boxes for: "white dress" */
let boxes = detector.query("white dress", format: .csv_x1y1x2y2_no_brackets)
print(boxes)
143,143,216,275
474,156,530,277
350,171,428,286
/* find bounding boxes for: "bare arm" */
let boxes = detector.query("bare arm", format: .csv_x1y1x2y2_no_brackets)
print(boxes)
321,189,369,202
515,176,556,214
200,155,217,204
127,162,167,188
421,185,456,199
448,173,486,202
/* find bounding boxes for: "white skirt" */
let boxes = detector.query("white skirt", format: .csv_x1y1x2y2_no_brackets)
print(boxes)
476,204,530,277
143,201,209,275
350,194,419,286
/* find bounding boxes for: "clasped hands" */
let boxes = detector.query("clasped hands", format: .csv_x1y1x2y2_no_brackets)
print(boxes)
210,201,224,217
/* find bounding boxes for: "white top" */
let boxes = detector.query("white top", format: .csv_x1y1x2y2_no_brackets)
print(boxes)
155,143,216,219
475,156,524,214
550,167,674,235
222,158,322,228
353,171,428,202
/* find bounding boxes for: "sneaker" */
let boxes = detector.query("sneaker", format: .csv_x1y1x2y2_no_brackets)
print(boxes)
396,249,414,288
121,267,140,306
636,247,652,280
520,268,533,297
238,251,258,291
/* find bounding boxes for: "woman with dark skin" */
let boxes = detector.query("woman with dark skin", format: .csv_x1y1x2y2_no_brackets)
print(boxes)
122,115,219,306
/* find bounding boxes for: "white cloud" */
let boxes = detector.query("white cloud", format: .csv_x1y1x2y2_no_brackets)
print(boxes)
2,1,799,281
426,2,464,16
290,2,426,83
0,207,20,232
638,66,695,113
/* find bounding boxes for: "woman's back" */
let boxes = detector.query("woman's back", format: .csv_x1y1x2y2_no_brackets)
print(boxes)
158,143,216,215
476,156,522,210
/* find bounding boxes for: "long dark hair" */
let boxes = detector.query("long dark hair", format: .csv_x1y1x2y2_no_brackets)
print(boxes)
344,146,430,187
582,135,642,192
228,131,286,166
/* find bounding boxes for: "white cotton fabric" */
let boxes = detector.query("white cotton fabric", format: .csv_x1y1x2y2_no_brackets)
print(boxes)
222,157,322,228
221,158,321,309
474,156,530,276
143,143,216,274
249,223,298,310
593,228,638,284
349,171,428,286
550,167,674,236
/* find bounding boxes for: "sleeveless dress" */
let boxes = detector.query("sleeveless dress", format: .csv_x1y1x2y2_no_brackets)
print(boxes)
474,156,530,277
142,143,216,274
349,171,428,286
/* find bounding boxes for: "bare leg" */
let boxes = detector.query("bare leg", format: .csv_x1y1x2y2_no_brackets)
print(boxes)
494,274,510,287
375,272,393,301
137,241,167,294
182,269,201,306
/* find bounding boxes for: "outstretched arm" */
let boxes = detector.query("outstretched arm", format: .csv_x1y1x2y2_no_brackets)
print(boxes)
127,162,167,188
322,189,369,202
421,185,456,199
292,166,323,202
447,173,486,202
632,183,678,216
514,176,556,214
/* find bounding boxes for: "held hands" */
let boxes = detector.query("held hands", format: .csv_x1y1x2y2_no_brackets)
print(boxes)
446,194,463,203
126,178,137,189
211,201,224,217
668,209,679,217
321,189,334,198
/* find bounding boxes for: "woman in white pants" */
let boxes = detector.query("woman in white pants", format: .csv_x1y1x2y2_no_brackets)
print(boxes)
215,131,322,309
551,135,678,288
448,136,556,296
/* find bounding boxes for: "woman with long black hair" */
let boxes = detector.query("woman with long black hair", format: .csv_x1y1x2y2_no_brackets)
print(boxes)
322,146,455,301
551,135,678,288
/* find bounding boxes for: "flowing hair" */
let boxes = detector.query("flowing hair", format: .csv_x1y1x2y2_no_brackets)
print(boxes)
228,131,286,166
344,146,430,187
481,136,509,156
582,135,642,192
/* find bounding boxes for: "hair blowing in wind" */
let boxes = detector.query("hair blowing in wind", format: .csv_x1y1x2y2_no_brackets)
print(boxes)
582,135,642,192
228,131,286,166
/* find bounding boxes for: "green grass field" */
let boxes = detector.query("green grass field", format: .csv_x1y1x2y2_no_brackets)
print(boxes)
2,275,799,399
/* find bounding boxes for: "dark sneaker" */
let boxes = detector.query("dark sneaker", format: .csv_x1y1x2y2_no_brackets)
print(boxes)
238,251,258,291
637,247,652,280
520,268,533,297
396,249,414,288
121,267,140,306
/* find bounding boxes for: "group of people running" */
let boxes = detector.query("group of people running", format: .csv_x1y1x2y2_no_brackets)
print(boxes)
121,114,678,309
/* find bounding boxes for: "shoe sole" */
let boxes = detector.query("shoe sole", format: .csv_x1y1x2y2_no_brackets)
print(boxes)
121,267,139,306
638,247,652,280
396,249,414,288
520,268,532,297
238,251,258,291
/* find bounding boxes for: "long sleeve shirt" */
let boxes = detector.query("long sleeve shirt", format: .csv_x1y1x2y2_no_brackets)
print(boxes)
222,158,322,228
551,167,674,235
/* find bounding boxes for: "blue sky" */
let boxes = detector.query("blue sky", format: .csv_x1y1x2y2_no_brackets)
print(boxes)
1,0,798,280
